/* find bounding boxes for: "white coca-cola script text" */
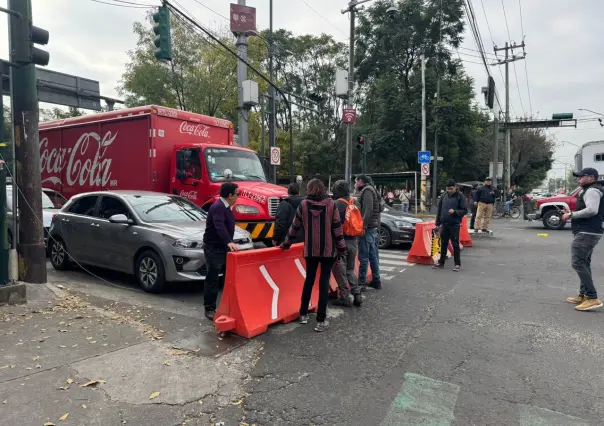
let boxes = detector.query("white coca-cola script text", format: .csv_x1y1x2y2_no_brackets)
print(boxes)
179,121,210,138
40,131,117,187
179,190,198,200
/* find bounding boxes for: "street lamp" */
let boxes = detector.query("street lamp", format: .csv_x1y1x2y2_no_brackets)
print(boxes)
578,108,604,116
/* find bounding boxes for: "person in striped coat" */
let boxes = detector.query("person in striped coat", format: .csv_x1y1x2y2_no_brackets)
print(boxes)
281,178,347,332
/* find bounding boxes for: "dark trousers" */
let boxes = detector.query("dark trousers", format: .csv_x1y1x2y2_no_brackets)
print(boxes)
571,233,601,299
438,225,461,266
300,256,335,322
470,205,477,229
203,246,227,312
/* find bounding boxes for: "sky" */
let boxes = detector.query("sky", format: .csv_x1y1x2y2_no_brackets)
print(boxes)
1,0,603,183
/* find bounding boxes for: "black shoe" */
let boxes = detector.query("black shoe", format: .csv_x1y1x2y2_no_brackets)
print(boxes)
432,263,444,269
360,285,368,293
368,281,382,290
453,265,461,272
333,297,353,307
353,294,363,307
204,310,216,320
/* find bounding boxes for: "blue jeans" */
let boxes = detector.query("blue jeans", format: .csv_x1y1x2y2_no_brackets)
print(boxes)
401,203,409,212
571,233,601,299
358,228,381,286
505,201,511,212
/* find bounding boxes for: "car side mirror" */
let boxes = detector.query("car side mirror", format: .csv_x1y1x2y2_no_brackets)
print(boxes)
108,214,131,225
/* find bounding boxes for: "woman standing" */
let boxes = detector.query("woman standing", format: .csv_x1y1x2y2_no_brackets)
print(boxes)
281,179,347,332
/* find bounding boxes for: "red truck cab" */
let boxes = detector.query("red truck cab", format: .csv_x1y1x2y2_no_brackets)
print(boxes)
38,105,287,242
528,188,580,230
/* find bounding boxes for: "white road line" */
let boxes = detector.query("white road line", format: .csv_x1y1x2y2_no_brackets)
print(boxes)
379,251,409,260
380,259,409,266
259,265,279,320
381,274,395,281
379,265,397,272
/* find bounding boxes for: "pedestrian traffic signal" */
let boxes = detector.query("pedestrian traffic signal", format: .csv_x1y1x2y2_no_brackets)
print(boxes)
364,138,372,153
356,136,364,151
153,5,172,61
13,21,49,66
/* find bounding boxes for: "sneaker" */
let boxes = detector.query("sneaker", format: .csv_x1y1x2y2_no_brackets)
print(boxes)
299,314,309,324
432,263,444,269
575,298,603,311
314,321,328,332
482,229,489,233
333,297,352,307
567,295,585,304
368,281,382,290
353,294,363,307
204,310,216,321
453,265,461,272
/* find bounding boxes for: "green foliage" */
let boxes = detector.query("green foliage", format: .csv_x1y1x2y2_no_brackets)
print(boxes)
40,106,84,121
510,129,555,189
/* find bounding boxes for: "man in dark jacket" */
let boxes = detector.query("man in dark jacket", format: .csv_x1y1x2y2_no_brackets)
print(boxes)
473,177,498,232
273,183,304,245
331,180,362,307
434,179,467,271
355,175,382,291
469,184,478,230
202,183,240,320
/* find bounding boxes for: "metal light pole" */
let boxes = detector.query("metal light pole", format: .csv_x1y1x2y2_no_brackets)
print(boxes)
236,0,249,147
268,0,277,184
343,3,356,184
420,54,427,213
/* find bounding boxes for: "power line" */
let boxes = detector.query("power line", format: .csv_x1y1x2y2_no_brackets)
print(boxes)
300,0,348,38
500,0,525,116
518,0,533,115
189,0,229,21
89,0,154,8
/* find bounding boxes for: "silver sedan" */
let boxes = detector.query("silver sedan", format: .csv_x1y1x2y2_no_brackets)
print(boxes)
48,190,253,292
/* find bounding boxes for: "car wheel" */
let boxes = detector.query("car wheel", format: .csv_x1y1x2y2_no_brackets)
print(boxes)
542,210,565,230
135,250,166,293
377,226,392,249
50,238,71,270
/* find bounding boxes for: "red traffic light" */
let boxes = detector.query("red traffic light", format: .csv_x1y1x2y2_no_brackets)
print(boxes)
358,136,364,144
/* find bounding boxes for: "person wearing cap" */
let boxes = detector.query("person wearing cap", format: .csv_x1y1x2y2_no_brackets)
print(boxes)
433,179,467,271
563,167,604,311
473,177,498,232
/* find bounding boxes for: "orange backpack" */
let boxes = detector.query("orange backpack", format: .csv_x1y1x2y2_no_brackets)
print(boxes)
338,198,364,237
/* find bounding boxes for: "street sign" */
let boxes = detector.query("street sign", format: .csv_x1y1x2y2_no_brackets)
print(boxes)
342,108,357,124
421,164,430,176
430,156,444,161
230,3,256,34
270,147,281,166
418,150,431,164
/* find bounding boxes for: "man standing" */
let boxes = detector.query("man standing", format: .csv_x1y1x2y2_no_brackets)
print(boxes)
355,175,382,290
273,183,304,245
474,177,498,232
331,180,362,307
469,184,478,230
202,183,240,320
399,188,411,212
433,179,467,271
563,168,604,311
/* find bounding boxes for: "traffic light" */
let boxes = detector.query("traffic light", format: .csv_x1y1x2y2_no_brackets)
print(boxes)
364,138,372,153
356,136,364,151
486,76,495,109
153,5,172,61
13,21,49,66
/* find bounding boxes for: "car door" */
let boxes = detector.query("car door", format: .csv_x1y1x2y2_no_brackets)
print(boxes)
93,195,140,273
59,195,100,265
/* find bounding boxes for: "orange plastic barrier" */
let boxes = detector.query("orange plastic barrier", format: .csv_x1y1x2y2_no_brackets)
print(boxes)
459,216,473,247
214,243,319,338
407,221,438,264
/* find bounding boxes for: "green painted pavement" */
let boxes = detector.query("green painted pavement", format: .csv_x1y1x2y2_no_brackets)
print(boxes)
381,373,460,426
519,404,591,426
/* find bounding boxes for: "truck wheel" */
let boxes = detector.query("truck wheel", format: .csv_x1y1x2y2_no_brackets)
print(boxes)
542,210,565,230
135,250,166,293
49,237,72,270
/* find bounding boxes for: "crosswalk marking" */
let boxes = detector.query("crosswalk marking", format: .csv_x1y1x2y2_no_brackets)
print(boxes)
380,266,397,272
380,259,409,266
379,251,409,260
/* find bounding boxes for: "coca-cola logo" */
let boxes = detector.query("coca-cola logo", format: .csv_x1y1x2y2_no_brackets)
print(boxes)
40,131,116,187
179,121,210,138
179,190,198,200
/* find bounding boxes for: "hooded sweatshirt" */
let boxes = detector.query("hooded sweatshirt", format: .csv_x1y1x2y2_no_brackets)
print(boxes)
283,195,346,258
273,195,304,244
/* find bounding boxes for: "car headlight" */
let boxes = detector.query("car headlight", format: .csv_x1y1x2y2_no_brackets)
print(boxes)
235,205,260,214
395,220,414,229
162,234,203,249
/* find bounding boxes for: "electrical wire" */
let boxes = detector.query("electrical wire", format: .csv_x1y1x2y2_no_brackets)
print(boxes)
300,0,348,39
189,0,229,21
89,0,154,8
500,0,525,117
518,0,533,115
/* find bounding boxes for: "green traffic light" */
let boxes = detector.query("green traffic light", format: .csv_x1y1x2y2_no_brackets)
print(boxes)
152,6,172,61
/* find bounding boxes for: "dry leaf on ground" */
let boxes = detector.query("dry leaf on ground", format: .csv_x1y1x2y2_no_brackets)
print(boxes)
80,379,105,387
66,378,73,384
149,391,161,400
163,360,170,366
59,412,69,421
82,404,87,408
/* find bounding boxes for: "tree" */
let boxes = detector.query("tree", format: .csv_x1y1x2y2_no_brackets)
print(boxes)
40,106,83,121
509,129,555,190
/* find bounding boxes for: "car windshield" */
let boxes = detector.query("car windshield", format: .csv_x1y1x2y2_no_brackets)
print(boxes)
125,194,207,223
6,187,56,210
204,147,266,182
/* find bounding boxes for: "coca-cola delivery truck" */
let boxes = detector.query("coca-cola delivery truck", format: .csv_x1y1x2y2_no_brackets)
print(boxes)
38,105,287,242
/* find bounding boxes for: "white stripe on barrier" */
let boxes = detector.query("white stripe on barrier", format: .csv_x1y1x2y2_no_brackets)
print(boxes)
294,259,312,309
259,265,279,320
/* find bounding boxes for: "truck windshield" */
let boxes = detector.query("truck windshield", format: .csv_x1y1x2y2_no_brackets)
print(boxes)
204,147,266,182
125,195,207,223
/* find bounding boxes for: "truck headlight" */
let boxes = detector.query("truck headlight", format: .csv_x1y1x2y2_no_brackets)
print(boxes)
235,205,260,214
162,234,203,249
395,220,414,229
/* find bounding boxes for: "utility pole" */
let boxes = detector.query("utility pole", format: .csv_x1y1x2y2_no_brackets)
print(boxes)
268,0,276,183
236,0,249,148
431,78,440,208
494,40,526,202
9,0,49,283
420,54,427,213
344,5,356,184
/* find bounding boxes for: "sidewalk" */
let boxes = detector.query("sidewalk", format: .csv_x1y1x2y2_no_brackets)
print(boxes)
0,283,261,426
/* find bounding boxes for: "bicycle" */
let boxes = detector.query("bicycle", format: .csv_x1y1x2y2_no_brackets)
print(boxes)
492,200,521,219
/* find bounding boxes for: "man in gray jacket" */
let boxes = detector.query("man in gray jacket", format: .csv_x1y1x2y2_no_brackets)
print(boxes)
355,175,382,290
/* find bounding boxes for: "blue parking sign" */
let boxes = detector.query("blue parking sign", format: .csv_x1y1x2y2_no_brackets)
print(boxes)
418,151,431,164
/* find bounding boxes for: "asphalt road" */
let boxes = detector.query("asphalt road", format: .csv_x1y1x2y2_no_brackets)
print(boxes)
44,219,604,425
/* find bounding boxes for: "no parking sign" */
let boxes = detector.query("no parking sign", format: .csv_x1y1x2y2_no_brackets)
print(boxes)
270,147,281,166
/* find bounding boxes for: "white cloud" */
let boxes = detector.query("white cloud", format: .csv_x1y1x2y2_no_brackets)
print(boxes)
1,0,603,177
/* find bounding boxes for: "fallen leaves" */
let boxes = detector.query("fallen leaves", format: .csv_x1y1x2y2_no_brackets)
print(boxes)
163,360,170,366
66,378,73,384
82,404,87,409
59,412,69,421
2,399,7,404
149,391,161,400
80,379,105,387
43,423,56,426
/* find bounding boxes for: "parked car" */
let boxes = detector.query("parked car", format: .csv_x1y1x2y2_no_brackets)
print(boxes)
527,187,579,230
378,205,423,249
6,185,61,249
42,188,69,208
48,190,254,293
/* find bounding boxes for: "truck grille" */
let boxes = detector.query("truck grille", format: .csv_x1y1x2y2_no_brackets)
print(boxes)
268,197,279,217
